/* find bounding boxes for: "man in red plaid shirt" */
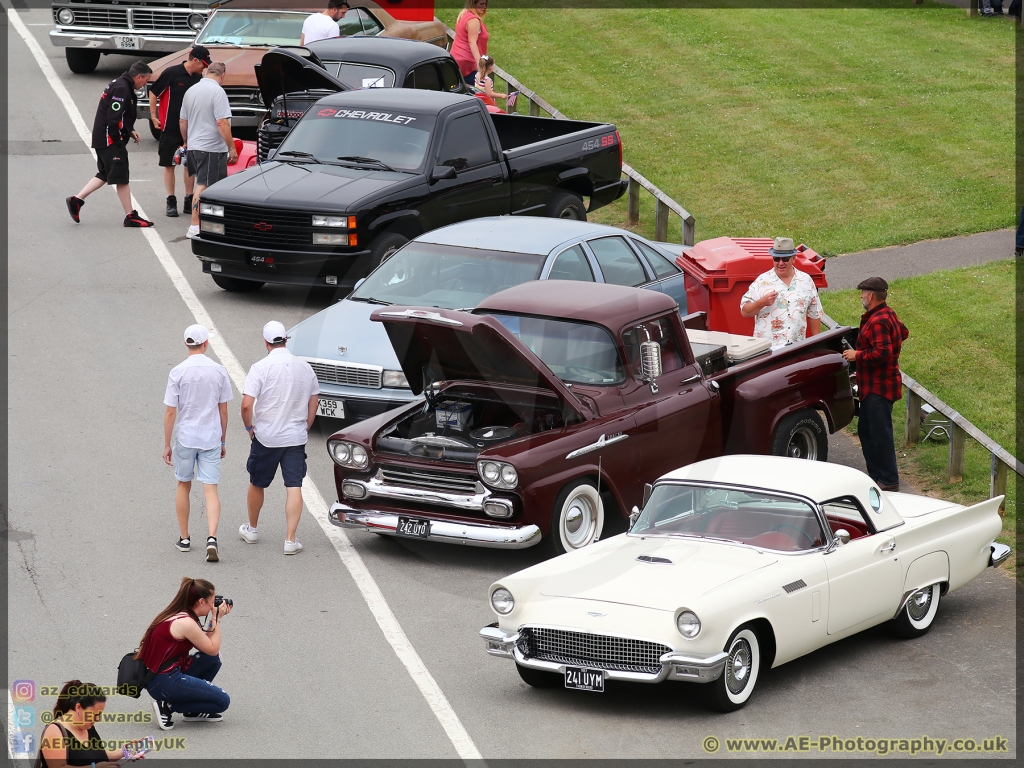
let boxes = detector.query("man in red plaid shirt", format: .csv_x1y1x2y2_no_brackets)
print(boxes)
842,277,910,491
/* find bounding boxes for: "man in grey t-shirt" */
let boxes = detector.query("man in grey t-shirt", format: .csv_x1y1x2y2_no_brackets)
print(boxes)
180,62,238,239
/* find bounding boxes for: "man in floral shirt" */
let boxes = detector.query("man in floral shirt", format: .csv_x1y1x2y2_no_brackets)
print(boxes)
740,237,822,349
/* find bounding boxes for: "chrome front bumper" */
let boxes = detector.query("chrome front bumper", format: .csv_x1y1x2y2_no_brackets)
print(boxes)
343,473,490,512
989,542,1011,568
329,502,541,549
49,28,196,54
479,625,729,684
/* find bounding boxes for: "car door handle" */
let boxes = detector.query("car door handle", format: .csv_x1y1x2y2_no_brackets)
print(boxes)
679,374,701,385
491,177,503,185
879,541,896,554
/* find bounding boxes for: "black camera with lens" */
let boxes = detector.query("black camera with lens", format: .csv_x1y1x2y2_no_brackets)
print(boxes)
214,595,233,608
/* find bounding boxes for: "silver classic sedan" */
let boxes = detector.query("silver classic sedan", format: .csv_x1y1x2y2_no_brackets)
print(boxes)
286,216,689,422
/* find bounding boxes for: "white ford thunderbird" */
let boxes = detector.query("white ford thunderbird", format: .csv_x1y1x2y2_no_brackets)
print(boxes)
479,456,1009,712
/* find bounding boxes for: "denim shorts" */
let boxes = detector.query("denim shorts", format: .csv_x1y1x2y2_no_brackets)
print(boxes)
173,441,221,484
246,439,306,488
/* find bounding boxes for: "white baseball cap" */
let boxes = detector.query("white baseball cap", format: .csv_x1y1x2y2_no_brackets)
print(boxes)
184,324,209,345
263,320,289,344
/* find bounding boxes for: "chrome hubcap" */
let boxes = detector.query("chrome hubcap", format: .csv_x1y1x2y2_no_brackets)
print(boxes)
908,587,933,621
562,495,595,548
726,639,752,694
559,208,577,219
787,425,819,460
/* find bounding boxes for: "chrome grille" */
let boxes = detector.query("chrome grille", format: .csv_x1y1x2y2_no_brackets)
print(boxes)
518,627,671,675
130,11,192,31
378,467,480,495
56,8,129,28
307,361,381,389
224,87,265,112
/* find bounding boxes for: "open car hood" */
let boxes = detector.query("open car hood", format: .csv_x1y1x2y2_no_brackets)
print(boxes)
371,307,585,418
256,47,349,107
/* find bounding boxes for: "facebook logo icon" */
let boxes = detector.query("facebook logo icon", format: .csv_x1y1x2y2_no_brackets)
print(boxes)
14,707,35,728
12,732,35,754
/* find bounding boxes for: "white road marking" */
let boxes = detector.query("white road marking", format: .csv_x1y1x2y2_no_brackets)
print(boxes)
8,8,484,762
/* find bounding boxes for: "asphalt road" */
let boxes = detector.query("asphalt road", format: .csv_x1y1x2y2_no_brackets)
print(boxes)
6,7,1017,760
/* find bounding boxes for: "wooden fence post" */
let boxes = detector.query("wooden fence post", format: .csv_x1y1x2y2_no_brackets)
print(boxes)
904,387,921,446
947,424,966,482
990,454,1008,514
529,98,540,117
655,200,669,243
683,216,695,246
505,80,515,115
968,0,979,16
627,177,640,226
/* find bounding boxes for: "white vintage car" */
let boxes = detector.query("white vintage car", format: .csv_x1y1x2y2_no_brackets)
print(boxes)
479,455,1009,712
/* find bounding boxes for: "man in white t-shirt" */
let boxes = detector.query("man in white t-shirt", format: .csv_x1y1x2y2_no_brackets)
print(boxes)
163,324,233,561
239,321,319,555
740,237,823,350
300,0,349,46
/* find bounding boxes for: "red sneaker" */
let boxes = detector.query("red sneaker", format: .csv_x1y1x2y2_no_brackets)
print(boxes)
66,196,83,223
124,210,154,228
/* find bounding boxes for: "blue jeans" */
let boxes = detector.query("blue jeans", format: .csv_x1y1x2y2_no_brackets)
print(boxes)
858,394,899,488
146,652,230,714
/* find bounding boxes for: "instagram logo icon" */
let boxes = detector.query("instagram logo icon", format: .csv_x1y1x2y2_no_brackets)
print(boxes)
11,680,36,702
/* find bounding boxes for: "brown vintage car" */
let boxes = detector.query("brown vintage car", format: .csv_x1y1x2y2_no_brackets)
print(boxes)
326,281,856,556
140,0,446,133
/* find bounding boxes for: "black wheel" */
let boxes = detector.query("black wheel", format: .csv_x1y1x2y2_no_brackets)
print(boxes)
148,121,162,141
515,663,560,688
700,626,761,713
65,48,100,74
546,191,586,221
891,583,941,639
368,231,409,268
211,274,265,292
547,479,604,556
770,409,828,462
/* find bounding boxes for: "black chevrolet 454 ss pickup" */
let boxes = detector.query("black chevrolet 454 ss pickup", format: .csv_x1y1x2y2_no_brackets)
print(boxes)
191,88,626,292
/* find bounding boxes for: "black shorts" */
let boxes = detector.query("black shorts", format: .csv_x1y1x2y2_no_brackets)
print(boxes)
95,145,129,185
158,129,185,168
246,439,307,488
186,150,228,188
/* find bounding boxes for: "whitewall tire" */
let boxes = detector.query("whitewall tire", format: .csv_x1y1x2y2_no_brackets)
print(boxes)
548,480,604,556
892,583,941,639
701,627,761,713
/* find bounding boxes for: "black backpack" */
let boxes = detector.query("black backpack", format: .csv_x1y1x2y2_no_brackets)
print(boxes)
116,649,156,698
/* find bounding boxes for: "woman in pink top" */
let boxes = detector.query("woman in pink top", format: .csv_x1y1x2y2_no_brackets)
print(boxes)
451,0,490,85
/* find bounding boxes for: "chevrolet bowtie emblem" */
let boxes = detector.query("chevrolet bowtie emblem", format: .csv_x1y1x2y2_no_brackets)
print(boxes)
337,346,347,355
254,221,273,232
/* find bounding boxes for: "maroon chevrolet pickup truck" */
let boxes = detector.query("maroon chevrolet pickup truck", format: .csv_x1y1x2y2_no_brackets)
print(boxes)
326,281,855,555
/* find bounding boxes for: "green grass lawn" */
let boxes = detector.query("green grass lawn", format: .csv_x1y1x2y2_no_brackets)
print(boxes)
441,2,1015,253
820,260,1017,575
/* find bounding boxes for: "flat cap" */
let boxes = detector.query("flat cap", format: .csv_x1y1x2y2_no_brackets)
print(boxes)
857,276,888,292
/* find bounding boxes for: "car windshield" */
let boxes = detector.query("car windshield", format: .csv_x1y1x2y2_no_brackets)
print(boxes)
276,107,433,171
631,483,826,552
350,242,544,308
484,314,625,386
196,11,307,47
322,62,396,89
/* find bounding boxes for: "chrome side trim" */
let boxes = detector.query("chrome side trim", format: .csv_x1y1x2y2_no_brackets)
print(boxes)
344,474,488,511
565,432,628,460
989,542,1011,568
329,502,541,549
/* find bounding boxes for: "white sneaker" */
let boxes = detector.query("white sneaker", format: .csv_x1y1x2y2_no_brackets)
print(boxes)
284,540,303,555
185,225,200,239
238,523,258,544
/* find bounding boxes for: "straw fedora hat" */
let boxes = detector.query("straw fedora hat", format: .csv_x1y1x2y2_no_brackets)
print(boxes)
768,237,798,258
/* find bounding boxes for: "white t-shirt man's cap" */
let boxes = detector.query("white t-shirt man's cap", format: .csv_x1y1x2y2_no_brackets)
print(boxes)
184,324,209,345
243,348,320,448
179,77,232,153
302,12,341,44
164,354,234,450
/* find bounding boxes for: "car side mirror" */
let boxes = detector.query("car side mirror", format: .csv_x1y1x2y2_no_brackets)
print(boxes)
642,483,653,507
629,506,641,528
834,529,851,546
430,165,457,183
640,340,662,393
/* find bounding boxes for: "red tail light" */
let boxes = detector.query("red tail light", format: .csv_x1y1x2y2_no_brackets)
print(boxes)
615,129,623,168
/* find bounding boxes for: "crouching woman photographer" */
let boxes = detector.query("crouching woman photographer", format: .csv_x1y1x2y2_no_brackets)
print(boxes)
138,577,232,730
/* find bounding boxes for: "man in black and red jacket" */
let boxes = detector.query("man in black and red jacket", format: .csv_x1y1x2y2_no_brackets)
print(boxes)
842,277,910,491
149,46,211,217
66,61,154,227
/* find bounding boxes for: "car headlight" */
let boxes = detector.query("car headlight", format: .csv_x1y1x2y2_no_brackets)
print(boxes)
200,220,224,235
676,610,701,638
312,214,356,228
199,203,224,217
490,587,514,615
478,459,517,490
329,440,370,469
188,13,206,31
57,8,74,25
134,86,148,100
382,370,410,389
313,233,352,245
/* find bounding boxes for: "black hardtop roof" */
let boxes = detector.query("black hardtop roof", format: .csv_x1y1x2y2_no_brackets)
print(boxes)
316,88,476,113
306,36,452,68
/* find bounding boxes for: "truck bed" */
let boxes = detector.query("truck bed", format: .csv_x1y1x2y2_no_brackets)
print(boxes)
490,113,608,152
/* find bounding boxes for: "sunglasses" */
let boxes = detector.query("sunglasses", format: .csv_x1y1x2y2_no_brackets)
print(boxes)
773,255,795,262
